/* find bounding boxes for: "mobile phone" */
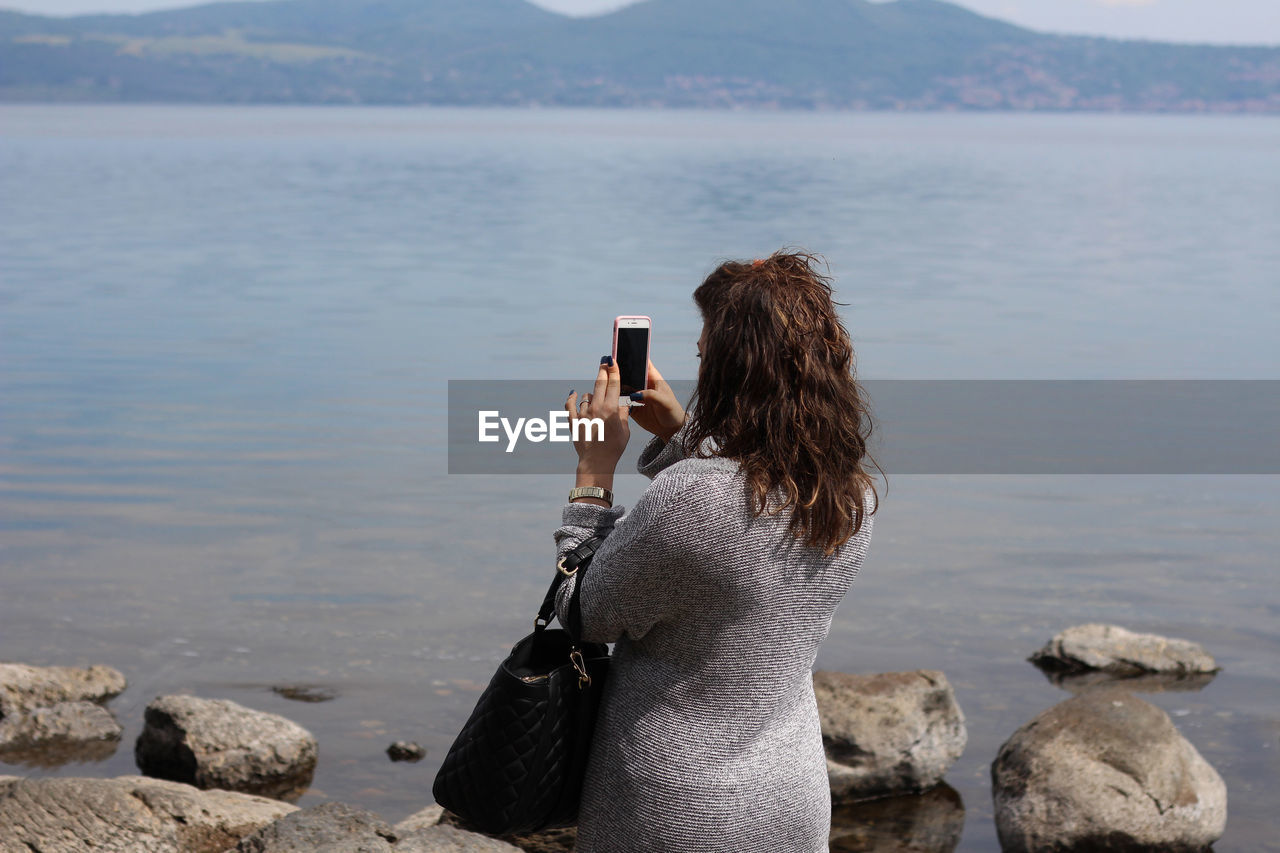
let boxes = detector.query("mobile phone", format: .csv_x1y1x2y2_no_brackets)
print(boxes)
612,316,651,397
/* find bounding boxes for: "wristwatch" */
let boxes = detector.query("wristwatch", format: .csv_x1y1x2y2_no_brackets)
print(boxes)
568,486,614,506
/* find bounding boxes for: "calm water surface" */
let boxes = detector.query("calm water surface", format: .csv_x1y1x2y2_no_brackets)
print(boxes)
1,106,1278,851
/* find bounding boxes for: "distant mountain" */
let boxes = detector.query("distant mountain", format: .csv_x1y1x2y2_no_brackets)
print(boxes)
2,0,1278,110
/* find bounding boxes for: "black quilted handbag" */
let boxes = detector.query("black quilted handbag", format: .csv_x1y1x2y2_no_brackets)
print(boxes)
432,535,611,834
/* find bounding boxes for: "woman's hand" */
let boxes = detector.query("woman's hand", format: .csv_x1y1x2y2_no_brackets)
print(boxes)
627,361,686,443
565,357,631,493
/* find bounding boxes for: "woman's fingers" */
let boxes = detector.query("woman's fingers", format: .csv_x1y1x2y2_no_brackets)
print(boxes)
604,357,621,407
566,389,584,428
566,359,631,470
591,360,610,415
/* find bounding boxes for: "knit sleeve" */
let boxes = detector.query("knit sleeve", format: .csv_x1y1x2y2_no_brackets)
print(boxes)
636,420,693,480
552,467,700,644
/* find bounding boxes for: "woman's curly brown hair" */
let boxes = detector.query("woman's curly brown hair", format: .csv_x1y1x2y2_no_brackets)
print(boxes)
683,250,881,556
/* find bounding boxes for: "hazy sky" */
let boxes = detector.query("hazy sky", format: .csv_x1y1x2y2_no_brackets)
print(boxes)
7,0,1279,46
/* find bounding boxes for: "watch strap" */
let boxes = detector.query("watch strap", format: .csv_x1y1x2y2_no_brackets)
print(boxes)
568,485,613,506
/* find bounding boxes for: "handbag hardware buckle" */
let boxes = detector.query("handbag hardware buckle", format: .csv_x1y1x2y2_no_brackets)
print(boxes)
569,648,591,688
556,556,578,577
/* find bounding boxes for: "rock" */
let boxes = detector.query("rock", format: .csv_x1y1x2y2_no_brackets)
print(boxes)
135,695,317,800
0,663,127,715
227,804,526,853
395,825,524,852
0,700,122,766
1,700,121,742
271,685,339,703
387,741,426,762
0,775,295,853
813,670,967,800
992,689,1227,852
128,778,298,851
394,804,445,835
829,783,965,852
228,801,396,852
1030,624,1218,679
0,664,127,767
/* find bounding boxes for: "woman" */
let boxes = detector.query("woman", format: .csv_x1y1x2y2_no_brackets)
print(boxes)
555,251,879,853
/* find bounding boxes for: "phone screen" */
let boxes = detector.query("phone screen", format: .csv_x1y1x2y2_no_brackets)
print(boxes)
616,327,649,395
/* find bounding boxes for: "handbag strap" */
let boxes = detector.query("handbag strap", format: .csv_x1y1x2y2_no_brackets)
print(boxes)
537,535,606,642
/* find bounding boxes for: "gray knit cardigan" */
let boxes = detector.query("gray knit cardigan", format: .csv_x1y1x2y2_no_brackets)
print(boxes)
553,422,875,853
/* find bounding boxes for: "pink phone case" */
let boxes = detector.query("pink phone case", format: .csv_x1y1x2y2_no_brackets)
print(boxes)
612,315,652,391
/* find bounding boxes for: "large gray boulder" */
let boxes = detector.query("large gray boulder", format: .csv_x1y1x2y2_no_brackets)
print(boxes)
228,802,396,852
0,664,127,764
0,775,295,853
135,695,317,799
992,689,1227,852
1030,624,1218,678
829,783,965,853
814,670,967,800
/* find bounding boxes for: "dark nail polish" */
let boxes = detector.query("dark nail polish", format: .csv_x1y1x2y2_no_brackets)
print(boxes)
629,391,644,401
569,389,575,396
601,355,613,367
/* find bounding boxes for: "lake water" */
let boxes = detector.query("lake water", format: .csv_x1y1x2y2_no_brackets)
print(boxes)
1,106,1278,851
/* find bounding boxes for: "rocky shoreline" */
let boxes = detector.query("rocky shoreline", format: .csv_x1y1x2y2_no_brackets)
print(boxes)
0,623,1226,852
